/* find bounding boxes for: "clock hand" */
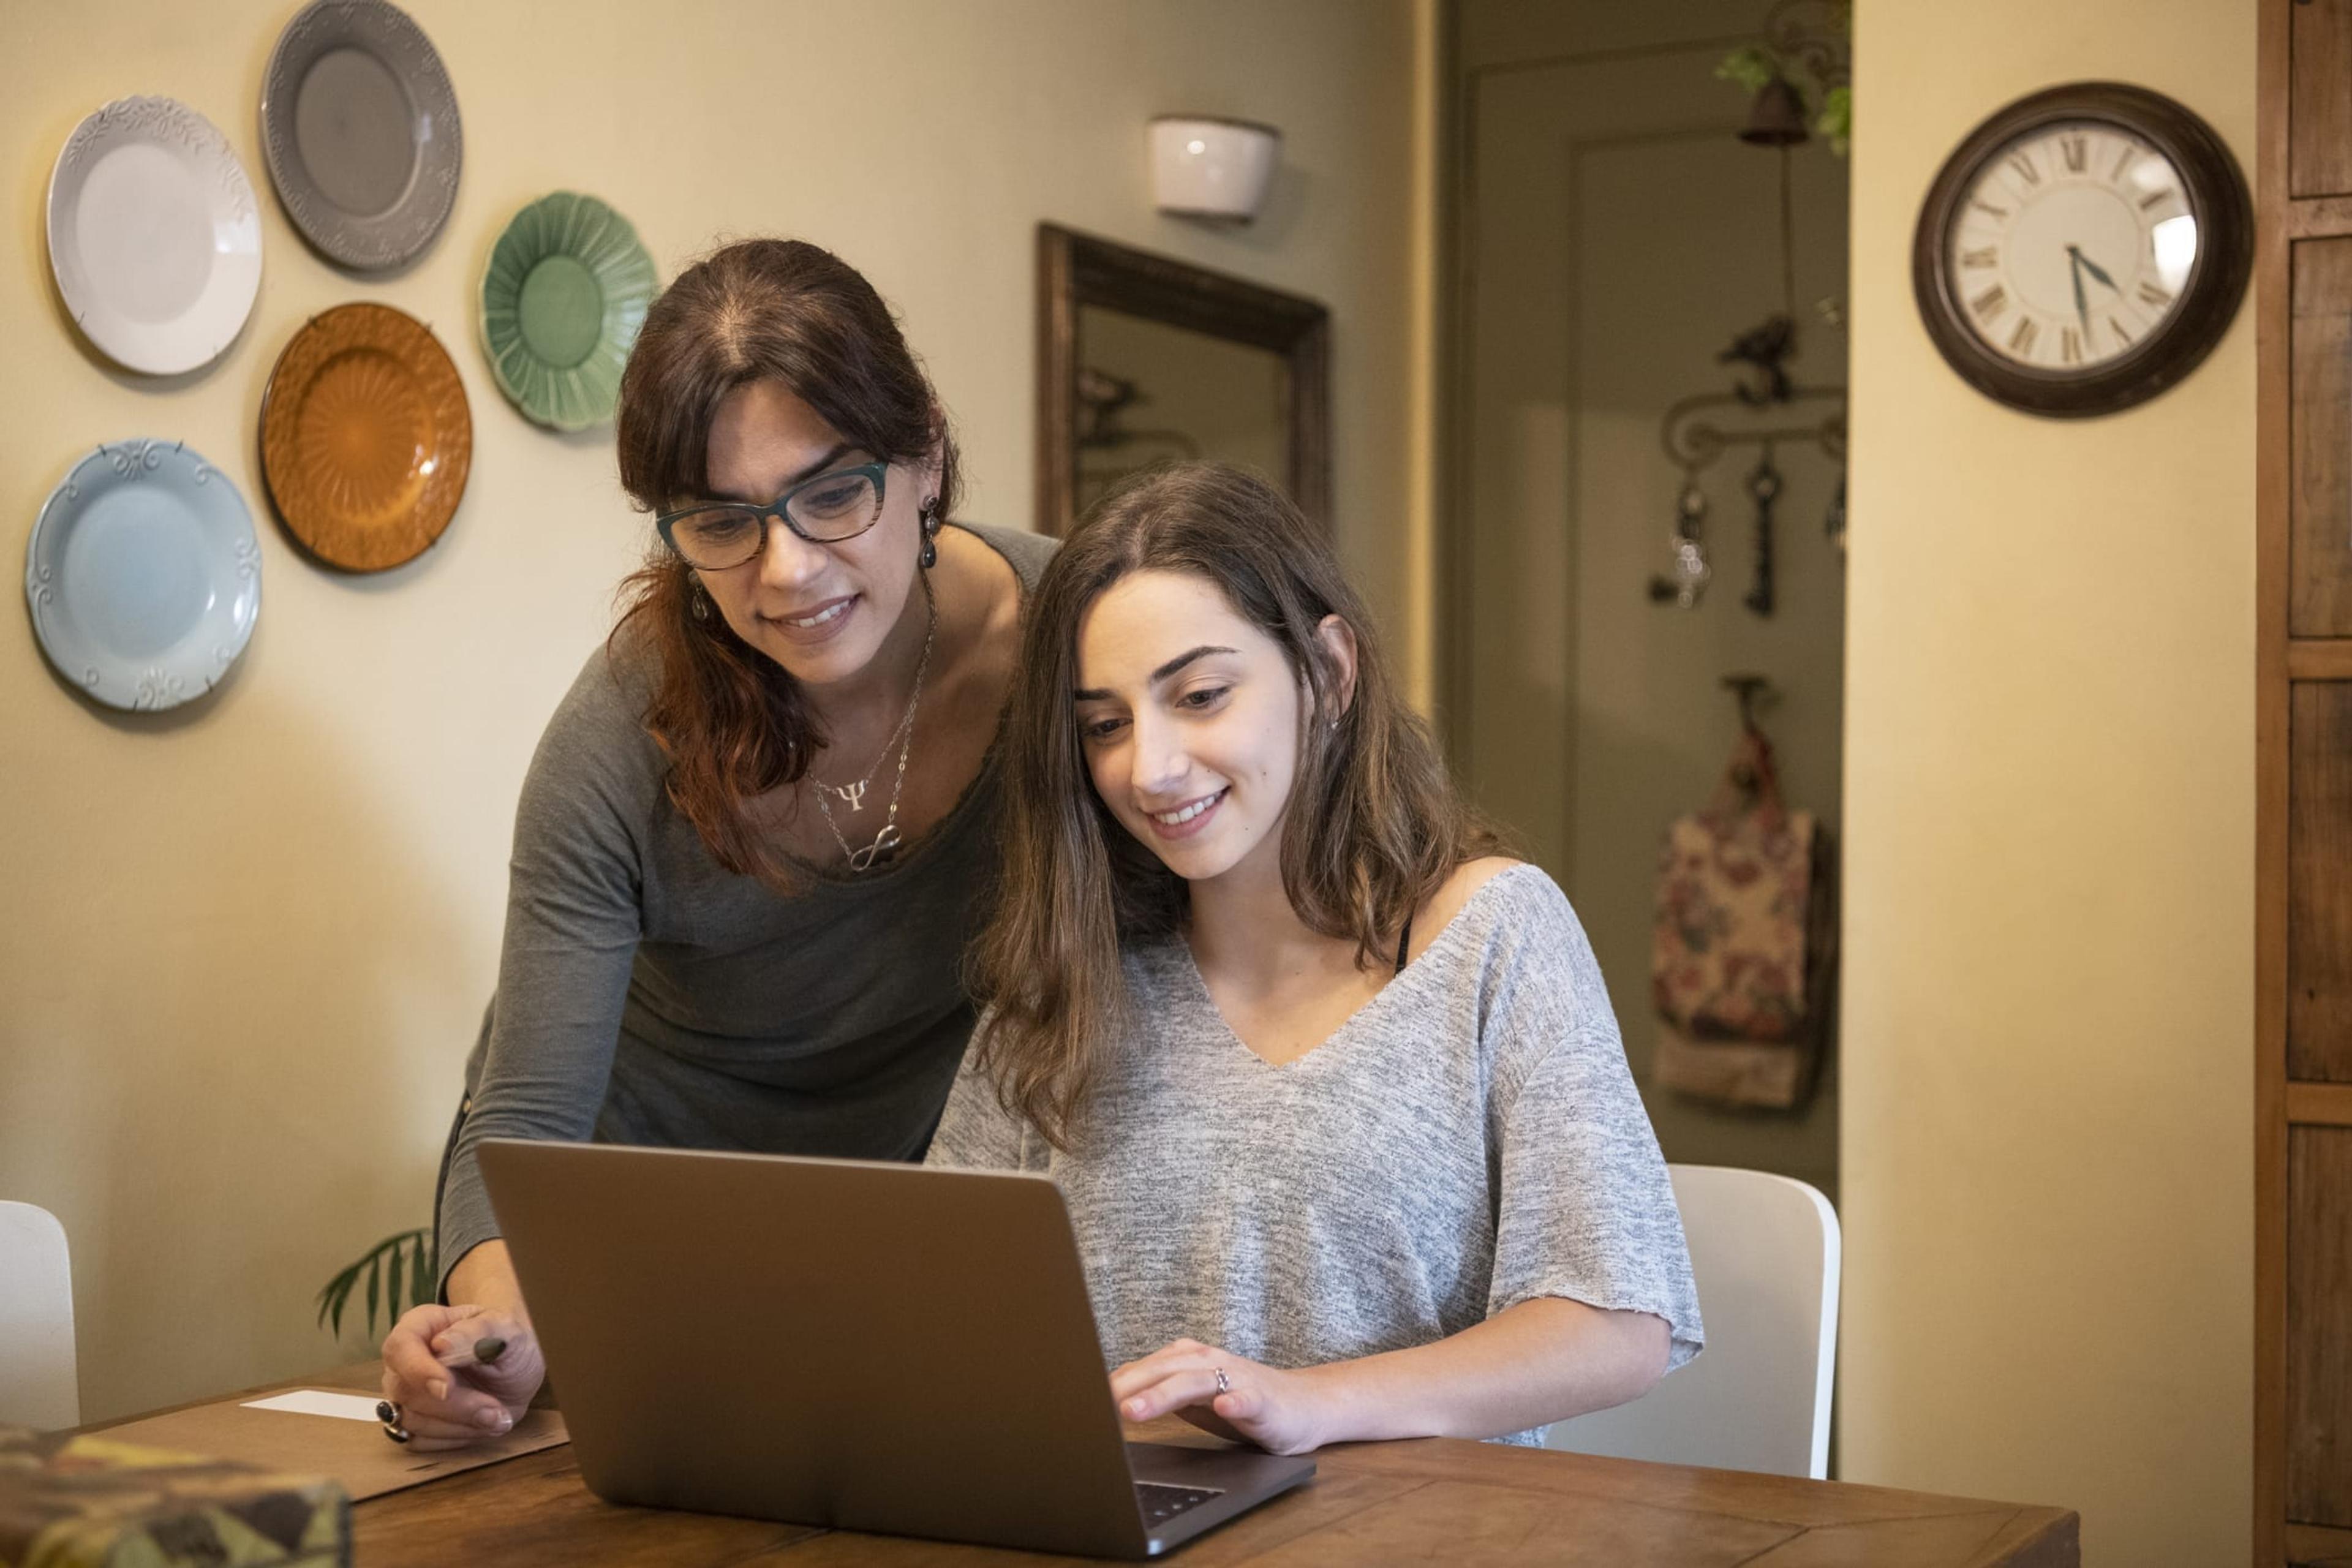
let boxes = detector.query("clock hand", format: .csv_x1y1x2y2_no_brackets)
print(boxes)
2068,247,2089,336
2071,244,2121,293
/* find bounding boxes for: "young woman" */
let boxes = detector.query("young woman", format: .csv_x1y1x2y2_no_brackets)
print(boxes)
378,240,1054,1450
930,462,1700,1452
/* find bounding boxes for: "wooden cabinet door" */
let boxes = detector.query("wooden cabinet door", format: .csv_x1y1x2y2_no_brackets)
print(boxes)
2265,4,2352,1564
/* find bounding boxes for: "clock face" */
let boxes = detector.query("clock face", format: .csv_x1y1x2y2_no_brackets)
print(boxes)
1945,121,2197,373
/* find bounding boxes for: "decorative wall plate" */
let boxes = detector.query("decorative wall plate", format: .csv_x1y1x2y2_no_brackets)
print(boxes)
260,0,462,271
45,97,263,375
260,303,472,571
480,192,657,429
24,441,262,711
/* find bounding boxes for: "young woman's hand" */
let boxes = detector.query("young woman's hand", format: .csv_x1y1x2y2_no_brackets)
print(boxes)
1110,1339,1330,1457
379,1302,545,1452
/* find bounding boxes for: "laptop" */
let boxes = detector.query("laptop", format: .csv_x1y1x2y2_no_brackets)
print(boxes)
476,1139,1316,1558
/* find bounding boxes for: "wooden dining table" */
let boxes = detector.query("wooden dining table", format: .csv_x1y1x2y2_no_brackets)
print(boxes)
92,1362,2078,1567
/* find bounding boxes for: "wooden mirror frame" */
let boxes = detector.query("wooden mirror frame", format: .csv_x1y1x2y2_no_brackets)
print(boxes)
1035,222,1331,535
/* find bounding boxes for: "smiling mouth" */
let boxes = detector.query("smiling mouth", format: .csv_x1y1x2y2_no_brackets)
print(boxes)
776,597,853,630
1148,789,1227,827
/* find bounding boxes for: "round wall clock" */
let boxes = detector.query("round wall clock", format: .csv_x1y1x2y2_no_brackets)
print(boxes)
1912,81,2250,418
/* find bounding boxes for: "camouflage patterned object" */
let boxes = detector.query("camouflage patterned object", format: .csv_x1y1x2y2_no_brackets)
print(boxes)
0,1426,348,1567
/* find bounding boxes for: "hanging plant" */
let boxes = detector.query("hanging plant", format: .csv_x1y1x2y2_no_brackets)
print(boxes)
1716,1,1852,156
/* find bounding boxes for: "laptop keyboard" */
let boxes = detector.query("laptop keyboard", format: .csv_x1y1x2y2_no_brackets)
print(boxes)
1136,1481,1223,1526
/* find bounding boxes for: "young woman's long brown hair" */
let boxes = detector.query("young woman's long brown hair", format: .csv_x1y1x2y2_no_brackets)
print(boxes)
967,462,1498,1149
610,238,960,891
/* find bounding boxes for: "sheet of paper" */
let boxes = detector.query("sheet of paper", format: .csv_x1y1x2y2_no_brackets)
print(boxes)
97,1392,568,1501
239,1389,386,1422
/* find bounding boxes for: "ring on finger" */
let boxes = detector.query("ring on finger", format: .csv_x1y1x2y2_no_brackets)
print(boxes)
1213,1366,1230,1396
376,1399,411,1445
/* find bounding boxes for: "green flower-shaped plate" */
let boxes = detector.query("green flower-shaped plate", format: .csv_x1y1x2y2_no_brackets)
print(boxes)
480,191,656,431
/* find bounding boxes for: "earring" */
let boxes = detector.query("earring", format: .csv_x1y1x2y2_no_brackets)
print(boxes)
919,496,941,570
688,576,712,623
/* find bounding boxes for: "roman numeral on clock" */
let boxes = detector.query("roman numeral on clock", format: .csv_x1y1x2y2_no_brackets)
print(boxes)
1961,247,1997,268
2060,134,2087,173
2008,151,2041,185
2061,326,2082,364
1972,284,2008,320
2008,317,2039,356
2138,281,2174,308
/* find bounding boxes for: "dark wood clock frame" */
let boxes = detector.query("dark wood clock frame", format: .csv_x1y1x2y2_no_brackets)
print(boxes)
1912,80,2251,418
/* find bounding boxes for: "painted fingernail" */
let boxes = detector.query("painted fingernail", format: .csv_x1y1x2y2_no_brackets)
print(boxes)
475,1408,510,1431
473,1336,507,1363
428,1378,450,1401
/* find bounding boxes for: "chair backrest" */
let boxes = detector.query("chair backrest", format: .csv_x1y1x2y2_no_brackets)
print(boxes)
1546,1164,1837,1478
0,1202,80,1429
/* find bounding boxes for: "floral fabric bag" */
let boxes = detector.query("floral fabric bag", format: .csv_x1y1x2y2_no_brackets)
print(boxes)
1650,727,1837,1110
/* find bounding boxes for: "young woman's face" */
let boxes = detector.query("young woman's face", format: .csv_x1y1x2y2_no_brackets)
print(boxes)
1073,568,1312,888
696,379,930,690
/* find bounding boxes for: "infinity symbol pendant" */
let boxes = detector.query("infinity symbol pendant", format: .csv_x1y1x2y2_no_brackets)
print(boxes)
845,824,902,872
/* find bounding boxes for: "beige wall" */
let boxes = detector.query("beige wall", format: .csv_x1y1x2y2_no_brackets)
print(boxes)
0,0,1423,1423
1453,0,1847,1203
1841,1,2254,1560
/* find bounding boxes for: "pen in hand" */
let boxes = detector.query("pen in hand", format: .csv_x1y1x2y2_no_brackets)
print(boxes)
435,1335,508,1369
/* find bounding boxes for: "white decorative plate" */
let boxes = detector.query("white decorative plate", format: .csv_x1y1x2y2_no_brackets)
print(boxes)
45,97,264,376
24,441,262,712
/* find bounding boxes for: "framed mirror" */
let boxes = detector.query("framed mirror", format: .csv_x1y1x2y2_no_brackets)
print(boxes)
1035,223,1330,535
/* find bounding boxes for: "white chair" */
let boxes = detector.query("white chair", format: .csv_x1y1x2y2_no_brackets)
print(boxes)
1546,1164,1838,1478
0,1201,80,1429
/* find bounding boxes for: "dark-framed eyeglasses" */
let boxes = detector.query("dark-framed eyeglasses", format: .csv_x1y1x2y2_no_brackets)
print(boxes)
654,461,891,570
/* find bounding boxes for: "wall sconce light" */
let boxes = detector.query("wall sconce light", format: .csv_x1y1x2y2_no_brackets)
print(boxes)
1148,115,1280,224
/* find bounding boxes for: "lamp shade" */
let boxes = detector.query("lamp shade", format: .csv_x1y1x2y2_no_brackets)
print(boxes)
1148,116,1280,222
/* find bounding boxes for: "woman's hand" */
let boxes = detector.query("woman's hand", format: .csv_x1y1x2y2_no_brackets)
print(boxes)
1110,1339,1330,1457
379,1303,546,1452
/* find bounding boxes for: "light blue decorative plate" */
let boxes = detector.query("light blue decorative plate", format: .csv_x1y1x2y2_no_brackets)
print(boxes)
24,440,262,712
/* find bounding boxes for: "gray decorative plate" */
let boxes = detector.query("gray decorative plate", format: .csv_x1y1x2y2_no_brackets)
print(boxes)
260,0,462,272
25,441,262,712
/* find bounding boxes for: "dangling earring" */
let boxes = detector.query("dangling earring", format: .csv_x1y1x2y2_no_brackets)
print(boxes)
918,496,941,570
687,574,712,624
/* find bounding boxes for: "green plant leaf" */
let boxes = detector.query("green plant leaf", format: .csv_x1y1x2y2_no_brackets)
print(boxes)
1817,84,1852,157
317,1229,435,1341
1714,45,1777,96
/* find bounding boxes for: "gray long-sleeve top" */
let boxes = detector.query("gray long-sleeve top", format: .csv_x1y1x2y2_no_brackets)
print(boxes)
437,523,1057,1291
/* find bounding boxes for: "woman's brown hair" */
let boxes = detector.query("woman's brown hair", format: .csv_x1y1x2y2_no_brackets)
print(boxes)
967,461,1498,1149
611,238,959,890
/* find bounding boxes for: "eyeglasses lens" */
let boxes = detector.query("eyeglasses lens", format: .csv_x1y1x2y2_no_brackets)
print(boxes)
669,472,883,568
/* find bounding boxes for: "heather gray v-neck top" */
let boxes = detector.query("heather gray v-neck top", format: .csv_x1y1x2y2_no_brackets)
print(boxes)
927,864,1704,1446
436,523,1057,1293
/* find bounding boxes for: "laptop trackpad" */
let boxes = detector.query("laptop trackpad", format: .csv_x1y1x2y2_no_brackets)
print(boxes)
1127,1439,1316,1493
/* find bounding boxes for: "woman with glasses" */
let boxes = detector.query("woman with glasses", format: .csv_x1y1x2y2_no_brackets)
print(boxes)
375,239,1054,1449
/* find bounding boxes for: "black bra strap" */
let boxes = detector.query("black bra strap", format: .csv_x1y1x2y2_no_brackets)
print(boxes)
1395,914,1414,975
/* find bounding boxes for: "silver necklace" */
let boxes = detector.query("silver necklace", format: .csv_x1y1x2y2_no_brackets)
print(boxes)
810,582,937,872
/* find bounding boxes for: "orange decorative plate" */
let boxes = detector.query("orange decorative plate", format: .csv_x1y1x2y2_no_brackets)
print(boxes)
260,302,471,571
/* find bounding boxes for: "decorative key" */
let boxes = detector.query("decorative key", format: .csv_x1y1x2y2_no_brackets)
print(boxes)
1744,450,1781,617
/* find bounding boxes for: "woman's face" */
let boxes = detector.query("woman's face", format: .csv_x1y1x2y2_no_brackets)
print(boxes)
1073,568,1324,889
696,379,930,690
